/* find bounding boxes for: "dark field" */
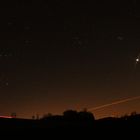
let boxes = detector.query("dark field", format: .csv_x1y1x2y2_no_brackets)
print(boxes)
0,111,140,138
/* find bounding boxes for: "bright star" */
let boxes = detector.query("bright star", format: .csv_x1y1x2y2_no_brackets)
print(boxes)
136,58,139,62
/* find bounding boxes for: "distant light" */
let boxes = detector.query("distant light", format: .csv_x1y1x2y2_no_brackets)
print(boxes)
136,58,139,62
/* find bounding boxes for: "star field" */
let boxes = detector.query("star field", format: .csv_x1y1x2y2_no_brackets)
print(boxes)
0,1,140,119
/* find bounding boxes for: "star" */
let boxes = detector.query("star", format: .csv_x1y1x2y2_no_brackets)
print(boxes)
8,22,13,26
24,40,32,45
136,58,139,62
5,82,9,86
4,54,8,57
117,36,124,41
24,26,31,30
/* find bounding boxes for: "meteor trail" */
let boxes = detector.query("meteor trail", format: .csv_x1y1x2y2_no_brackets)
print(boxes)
88,95,140,111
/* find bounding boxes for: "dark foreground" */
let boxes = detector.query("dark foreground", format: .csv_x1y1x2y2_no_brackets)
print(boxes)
0,113,140,138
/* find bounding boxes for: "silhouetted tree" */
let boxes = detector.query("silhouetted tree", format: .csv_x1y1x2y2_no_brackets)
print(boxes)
131,111,137,116
78,110,95,122
63,110,78,121
43,113,52,118
32,116,35,120
36,114,39,120
11,112,17,118
63,109,95,124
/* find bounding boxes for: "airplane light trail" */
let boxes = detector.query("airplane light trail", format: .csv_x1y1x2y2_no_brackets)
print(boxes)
88,95,140,111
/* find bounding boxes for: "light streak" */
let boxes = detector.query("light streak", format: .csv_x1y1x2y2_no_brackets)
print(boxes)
88,95,140,111
0,116,12,119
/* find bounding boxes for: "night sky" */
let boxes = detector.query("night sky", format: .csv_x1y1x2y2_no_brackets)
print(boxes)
0,1,140,119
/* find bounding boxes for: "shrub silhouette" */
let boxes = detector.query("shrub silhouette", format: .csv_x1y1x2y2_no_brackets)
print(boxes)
63,110,78,121
41,109,95,126
78,111,95,122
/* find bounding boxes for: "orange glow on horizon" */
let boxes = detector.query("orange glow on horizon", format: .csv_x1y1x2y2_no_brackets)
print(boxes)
0,116,12,119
